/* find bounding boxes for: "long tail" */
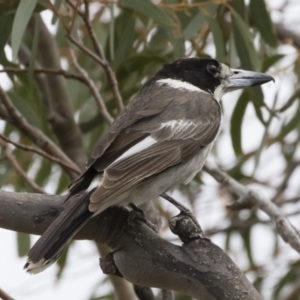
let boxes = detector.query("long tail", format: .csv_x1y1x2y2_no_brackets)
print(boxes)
24,191,93,274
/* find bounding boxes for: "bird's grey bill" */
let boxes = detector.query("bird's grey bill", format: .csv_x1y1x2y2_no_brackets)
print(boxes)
227,69,274,89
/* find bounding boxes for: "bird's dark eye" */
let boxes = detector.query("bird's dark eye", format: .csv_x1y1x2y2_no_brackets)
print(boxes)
207,63,218,75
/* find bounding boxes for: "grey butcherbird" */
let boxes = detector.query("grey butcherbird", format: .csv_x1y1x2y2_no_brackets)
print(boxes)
25,57,274,274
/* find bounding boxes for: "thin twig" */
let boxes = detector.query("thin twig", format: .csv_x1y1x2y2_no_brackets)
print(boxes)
0,134,81,175
0,67,86,83
158,0,228,10
46,0,70,31
0,139,47,194
0,86,81,178
205,208,300,236
0,288,15,300
69,49,114,125
68,0,80,32
66,0,124,112
277,196,300,206
272,161,300,203
204,161,300,254
67,34,106,65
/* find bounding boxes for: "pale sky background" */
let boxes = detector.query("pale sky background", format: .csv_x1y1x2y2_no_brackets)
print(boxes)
1,1,300,299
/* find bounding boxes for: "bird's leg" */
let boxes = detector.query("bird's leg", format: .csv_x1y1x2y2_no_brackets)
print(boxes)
160,193,201,228
160,193,207,242
128,203,158,233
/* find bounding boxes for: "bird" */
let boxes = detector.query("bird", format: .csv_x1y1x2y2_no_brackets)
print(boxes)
25,57,273,274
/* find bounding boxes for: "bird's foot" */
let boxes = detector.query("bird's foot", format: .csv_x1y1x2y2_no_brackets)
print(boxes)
160,193,208,242
128,203,158,233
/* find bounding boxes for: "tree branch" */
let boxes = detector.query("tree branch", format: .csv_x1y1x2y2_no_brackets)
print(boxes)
27,16,86,170
0,67,87,84
69,49,114,125
0,139,46,194
97,244,139,300
275,22,300,49
0,133,81,175
66,0,124,112
0,86,81,179
0,288,15,300
204,161,300,254
0,190,262,300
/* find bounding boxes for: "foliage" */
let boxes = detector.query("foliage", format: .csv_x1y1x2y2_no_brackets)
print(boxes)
0,0,300,299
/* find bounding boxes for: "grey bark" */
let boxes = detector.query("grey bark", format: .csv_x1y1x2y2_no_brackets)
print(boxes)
27,15,86,170
0,190,262,300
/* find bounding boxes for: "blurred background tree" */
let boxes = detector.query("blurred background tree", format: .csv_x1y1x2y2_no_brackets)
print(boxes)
0,0,300,299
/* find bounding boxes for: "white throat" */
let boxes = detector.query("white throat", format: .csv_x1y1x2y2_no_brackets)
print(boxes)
213,85,224,102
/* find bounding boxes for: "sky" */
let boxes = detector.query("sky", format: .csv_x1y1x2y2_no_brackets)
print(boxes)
1,1,300,299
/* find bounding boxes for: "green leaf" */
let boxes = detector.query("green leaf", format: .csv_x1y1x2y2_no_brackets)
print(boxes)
35,159,52,187
231,0,246,16
56,244,69,279
270,98,300,144
248,87,266,125
183,11,205,40
120,0,175,27
113,9,135,68
56,171,69,194
51,0,63,24
11,0,38,61
249,0,277,48
229,32,238,67
29,14,40,84
230,91,250,156
8,90,42,128
231,10,259,70
164,27,185,58
17,232,30,257
109,4,115,60
273,261,300,299
262,54,284,72
205,15,225,61
0,14,14,52
241,227,254,267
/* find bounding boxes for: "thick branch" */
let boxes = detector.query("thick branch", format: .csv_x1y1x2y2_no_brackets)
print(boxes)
275,22,300,49
0,190,261,300
27,16,86,170
204,161,300,254
97,244,139,300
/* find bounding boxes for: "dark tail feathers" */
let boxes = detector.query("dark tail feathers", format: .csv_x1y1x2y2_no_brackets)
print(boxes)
25,191,93,274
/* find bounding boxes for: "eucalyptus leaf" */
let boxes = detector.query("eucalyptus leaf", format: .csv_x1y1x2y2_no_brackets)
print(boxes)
120,0,175,27
17,232,30,257
205,15,225,61
11,0,38,61
230,91,250,156
0,14,14,52
249,0,277,48
231,10,259,70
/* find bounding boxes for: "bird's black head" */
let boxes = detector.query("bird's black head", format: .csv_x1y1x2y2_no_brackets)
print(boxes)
153,57,274,101
155,57,221,95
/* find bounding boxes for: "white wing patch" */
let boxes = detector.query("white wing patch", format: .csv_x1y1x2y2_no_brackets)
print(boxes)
159,119,200,139
87,174,103,192
112,136,157,165
157,78,209,93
